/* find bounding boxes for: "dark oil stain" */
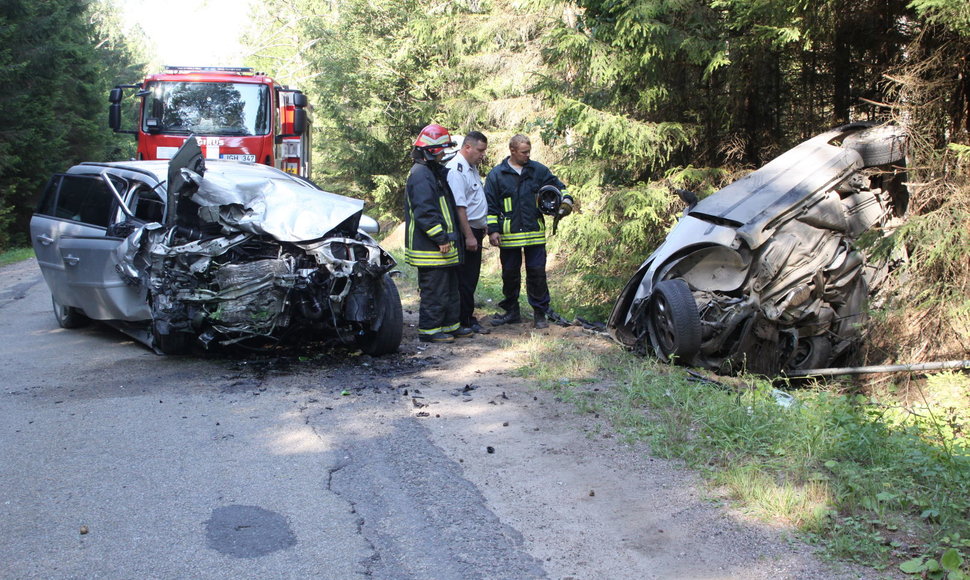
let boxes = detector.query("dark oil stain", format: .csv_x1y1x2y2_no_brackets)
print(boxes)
205,504,297,558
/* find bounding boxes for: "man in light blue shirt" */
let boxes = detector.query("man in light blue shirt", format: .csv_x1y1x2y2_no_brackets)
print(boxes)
446,131,491,334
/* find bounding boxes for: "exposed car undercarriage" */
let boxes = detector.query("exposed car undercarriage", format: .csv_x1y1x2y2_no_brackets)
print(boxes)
609,123,909,376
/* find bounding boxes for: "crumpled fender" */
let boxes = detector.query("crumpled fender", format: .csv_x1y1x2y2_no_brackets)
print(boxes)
607,215,742,345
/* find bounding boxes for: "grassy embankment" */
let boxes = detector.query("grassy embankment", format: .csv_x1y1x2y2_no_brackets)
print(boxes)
0,247,32,267
514,338,970,576
387,233,970,577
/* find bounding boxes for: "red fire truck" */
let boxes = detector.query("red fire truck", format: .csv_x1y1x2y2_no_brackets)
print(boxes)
109,66,312,177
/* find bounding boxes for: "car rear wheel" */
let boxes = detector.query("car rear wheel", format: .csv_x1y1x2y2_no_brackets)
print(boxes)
357,275,403,355
52,296,90,329
843,125,907,166
786,335,833,372
647,279,701,364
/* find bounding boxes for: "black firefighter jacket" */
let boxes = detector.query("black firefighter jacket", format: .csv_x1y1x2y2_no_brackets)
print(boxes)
404,161,461,268
484,157,566,248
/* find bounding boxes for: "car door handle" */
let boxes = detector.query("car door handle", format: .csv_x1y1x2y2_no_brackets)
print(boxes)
36,234,54,246
64,254,80,267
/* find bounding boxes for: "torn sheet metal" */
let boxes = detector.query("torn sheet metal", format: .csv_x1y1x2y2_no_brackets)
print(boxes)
187,168,365,241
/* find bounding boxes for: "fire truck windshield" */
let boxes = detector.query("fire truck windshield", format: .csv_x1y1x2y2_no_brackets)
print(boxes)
143,81,271,136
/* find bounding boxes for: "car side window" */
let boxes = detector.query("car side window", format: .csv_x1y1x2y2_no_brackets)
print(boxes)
36,177,59,216
129,185,166,223
39,175,115,228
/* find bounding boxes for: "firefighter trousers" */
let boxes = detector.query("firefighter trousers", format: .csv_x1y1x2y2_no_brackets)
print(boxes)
418,266,461,337
498,245,550,315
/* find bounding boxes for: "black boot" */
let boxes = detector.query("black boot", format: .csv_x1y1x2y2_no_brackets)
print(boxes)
490,308,522,326
533,309,549,329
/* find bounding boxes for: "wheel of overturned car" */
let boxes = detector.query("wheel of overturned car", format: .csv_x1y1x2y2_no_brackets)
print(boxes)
646,279,702,364
52,296,90,329
786,335,833,372
843,125,907,166
357,275,403,356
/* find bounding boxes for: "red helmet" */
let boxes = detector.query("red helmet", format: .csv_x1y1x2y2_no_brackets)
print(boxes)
414,124,456,157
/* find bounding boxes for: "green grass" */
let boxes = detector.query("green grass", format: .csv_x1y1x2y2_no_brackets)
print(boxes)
0,247,33,267
514,337,970,576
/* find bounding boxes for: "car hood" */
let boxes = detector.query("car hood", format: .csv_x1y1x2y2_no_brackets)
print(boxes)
165,135,365,242
186,168,365,242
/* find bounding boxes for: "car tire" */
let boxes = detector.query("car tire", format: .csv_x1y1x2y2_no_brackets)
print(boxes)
786,335,833,372
151,319,191,355
52,296,90,329
647,279,702,364
843,125,907,166
357,275,403,356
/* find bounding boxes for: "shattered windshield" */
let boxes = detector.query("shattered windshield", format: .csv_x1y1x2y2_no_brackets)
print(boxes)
143,81,270,136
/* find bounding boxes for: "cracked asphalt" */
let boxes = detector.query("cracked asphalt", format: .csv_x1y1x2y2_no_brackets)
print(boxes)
0,258,874,579
0,261,543,578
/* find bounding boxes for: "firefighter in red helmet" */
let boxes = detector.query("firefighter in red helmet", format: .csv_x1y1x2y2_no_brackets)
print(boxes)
404,124,473,342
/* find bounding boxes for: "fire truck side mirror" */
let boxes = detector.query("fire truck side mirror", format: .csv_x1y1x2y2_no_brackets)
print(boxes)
108,88,124,131
292,92,308,108
292,108,307,136
109,103,121,131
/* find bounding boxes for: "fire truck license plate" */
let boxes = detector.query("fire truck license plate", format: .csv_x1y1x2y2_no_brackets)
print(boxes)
220,154,256,162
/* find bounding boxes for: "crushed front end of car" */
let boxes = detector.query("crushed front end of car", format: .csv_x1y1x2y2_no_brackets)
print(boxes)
119,138,403,355
607,123,909,376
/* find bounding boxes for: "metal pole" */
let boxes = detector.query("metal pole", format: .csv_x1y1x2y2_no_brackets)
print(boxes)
786,360,970,378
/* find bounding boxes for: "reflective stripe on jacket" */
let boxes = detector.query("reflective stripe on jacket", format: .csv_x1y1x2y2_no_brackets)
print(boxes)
484,157,566,248
404,162,461,267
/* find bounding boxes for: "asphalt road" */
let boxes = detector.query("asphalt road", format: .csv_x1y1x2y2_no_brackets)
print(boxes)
0,258,875,580
0,259,543,579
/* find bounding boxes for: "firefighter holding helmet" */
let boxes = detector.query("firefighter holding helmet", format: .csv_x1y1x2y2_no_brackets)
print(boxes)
404,124,474,343
485,134,574,328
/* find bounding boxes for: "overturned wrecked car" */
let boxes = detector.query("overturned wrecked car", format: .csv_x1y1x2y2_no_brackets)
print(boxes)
30,137,402,355
607,123,909,375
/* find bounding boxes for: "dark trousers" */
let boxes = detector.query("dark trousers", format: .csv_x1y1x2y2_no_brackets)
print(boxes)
498,244,549,314
458,227,486,327
417,266,460,336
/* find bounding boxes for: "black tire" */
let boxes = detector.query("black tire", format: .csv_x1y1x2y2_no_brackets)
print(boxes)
786,335,833,372
52,296,89,329
843,125,907,166
152,325,190,355
646,279,702,364
358,275,403,355
151,316,191,355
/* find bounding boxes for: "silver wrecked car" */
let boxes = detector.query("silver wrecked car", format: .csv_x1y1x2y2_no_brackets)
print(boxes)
30,137,403,355
607,123,909,375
